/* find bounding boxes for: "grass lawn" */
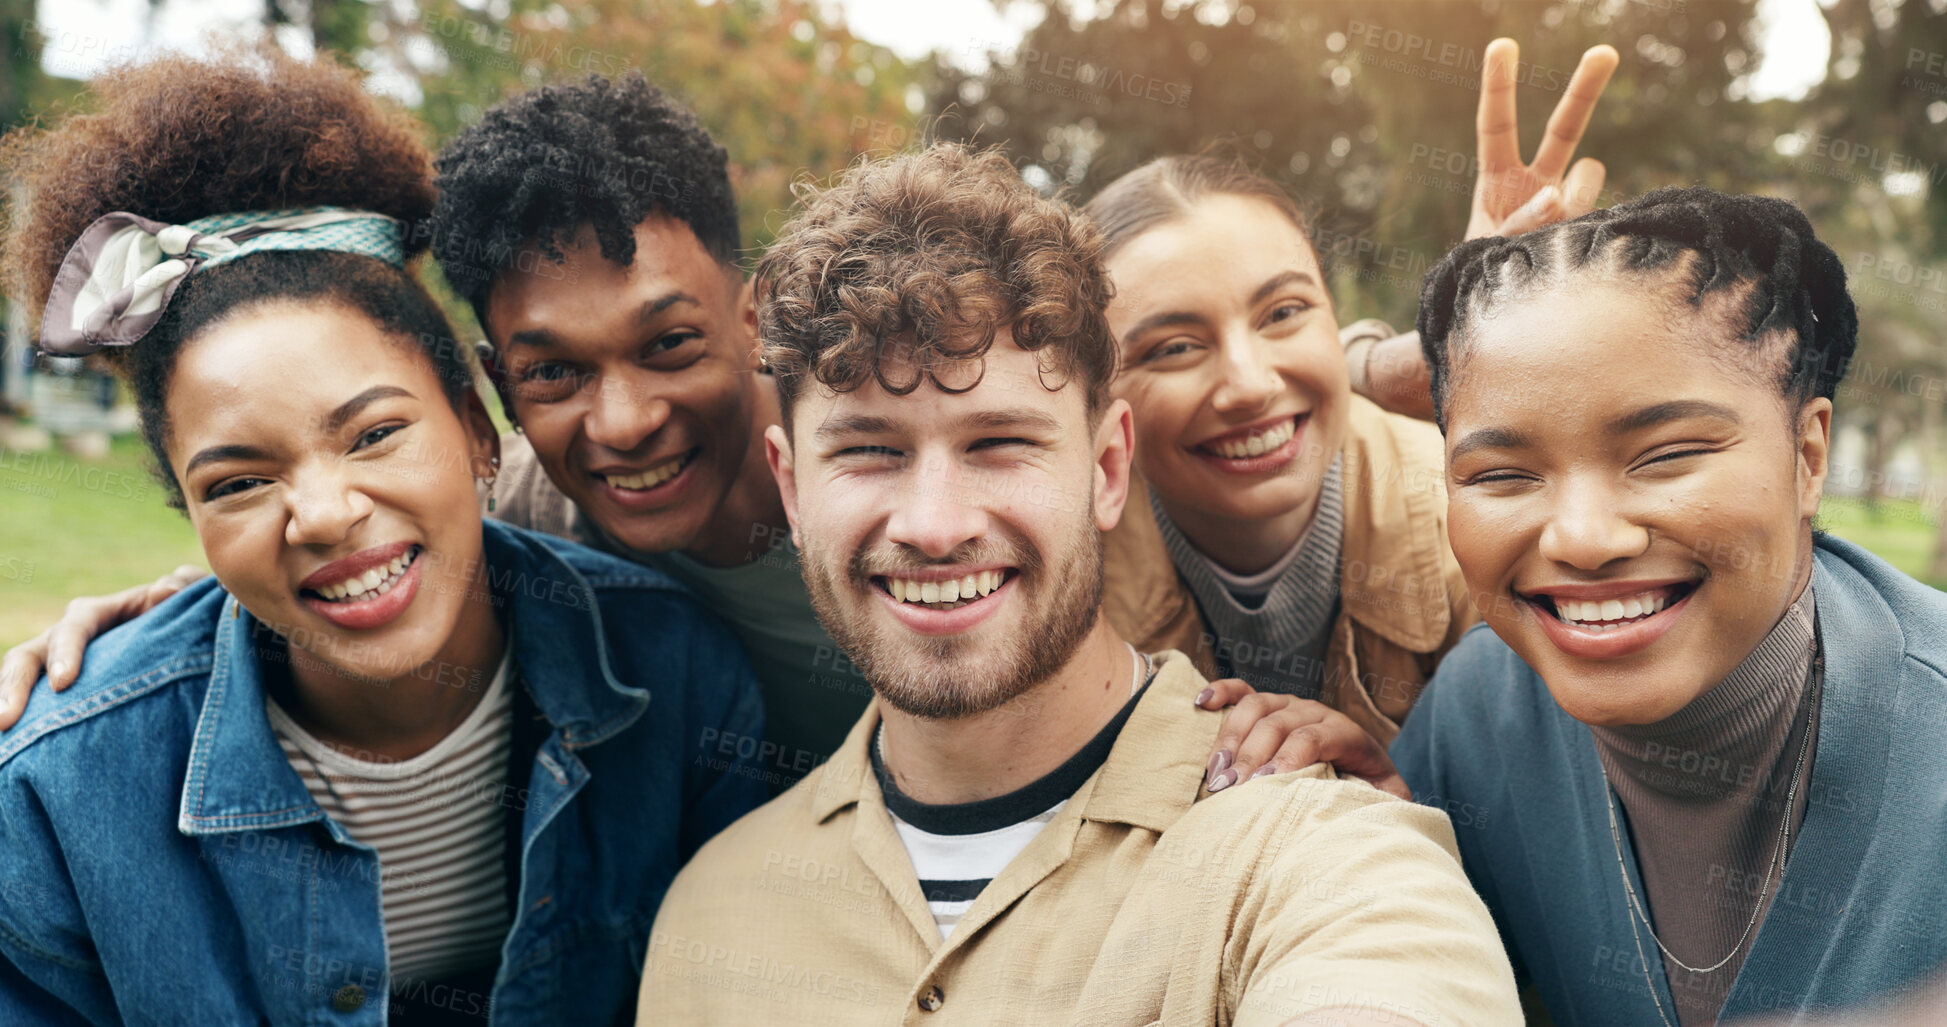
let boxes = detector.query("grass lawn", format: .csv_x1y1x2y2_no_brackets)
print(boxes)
1818,496,1947,591
1,436,205,648
2,439,1942,650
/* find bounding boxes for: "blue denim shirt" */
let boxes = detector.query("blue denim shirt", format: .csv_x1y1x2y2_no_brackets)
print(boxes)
0,520,767,1025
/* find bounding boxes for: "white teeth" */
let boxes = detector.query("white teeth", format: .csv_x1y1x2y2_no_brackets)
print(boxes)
604,453,690,491
1551,588,1682,627
886,571,1006,607
310,548,419,603
1211,418,1298,460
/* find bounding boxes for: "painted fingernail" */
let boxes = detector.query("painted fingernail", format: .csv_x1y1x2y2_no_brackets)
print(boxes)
1208,768,1237,793
1205,750,1233,789
1250,765,1278,780
1194,688,1214,706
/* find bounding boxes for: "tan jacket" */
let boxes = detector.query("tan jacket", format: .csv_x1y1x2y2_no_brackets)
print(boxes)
636,651,1520,1026
1103,395,1475,744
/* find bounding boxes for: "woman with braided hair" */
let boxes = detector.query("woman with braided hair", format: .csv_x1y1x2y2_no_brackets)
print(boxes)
1390,186,1947,1024
0,48,764,1022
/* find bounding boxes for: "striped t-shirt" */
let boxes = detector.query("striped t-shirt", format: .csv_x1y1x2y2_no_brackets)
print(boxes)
871,653,1154,939
266,650,515,984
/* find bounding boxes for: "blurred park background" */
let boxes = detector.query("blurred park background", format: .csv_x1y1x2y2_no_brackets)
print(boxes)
1,0,1943,645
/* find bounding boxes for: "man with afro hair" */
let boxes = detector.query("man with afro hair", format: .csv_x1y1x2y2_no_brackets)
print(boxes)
429,71,865,783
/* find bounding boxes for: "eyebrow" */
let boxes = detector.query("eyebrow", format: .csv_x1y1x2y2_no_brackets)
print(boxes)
1448,426,1534,463
964,407,1064,434
506,291,702,350
1120,311,1204,346
1249,269,1319,307
814,414,899,443
183,443,273,479
319,385,414,435
811,407,1065,444
1605,400,1742,436
1119,270,1320,345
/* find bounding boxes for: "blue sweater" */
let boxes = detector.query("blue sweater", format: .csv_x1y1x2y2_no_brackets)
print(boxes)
1392,535,1947,1024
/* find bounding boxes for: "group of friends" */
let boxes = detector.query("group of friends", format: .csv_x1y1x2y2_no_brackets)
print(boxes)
0,29,1941,1027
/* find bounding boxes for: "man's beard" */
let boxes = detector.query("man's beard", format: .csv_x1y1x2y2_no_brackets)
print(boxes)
800,521,1106,721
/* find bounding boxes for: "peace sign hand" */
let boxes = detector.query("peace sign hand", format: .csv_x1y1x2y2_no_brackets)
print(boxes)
1467,38,1620,241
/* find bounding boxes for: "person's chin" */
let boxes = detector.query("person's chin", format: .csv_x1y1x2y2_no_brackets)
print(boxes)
1548,679,1703,728
578,500,702,556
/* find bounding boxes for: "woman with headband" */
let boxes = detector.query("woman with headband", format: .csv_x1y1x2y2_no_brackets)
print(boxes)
1390,187,1947,1023
0,50,765,1022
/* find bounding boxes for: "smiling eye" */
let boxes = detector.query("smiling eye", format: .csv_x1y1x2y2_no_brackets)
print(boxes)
352,423,405,452
1143,340,1201,363
970,437,1033,451
1265,301,1312,324
1644,448,1711,466
650,330,702,354
205,477,269,501
1463,470,1534,487
839,445,903,458
514,362,586,402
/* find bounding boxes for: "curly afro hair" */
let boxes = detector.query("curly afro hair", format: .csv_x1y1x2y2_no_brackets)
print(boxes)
757,144,1116,430
429,71,741,322
1416,186,1857,430
0,46,473,510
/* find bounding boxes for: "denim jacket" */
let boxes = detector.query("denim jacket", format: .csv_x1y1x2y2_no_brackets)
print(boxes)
0,520,767,1025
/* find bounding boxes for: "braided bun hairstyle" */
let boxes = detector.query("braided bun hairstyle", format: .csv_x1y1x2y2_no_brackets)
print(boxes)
0,46,474,509
1416,186,1857,430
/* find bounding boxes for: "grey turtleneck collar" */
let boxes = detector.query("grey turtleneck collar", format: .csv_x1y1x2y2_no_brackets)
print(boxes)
1149,457,1344,698
1591,582,1821,1026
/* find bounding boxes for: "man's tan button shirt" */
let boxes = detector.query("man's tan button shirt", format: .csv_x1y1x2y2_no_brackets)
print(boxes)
636,651,1519,1025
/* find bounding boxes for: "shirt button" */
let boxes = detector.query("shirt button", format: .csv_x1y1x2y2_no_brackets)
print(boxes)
917,984,944,1012
331,984,366,1013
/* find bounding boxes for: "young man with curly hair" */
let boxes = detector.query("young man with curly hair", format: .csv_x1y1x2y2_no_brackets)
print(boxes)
633,143,1520,1026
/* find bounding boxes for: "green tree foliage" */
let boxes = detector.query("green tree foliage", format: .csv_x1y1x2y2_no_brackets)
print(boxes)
930,0,1768,327
377,0,920,255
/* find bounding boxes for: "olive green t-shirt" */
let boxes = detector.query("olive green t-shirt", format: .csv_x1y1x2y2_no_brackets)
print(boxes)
492,433,869,789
